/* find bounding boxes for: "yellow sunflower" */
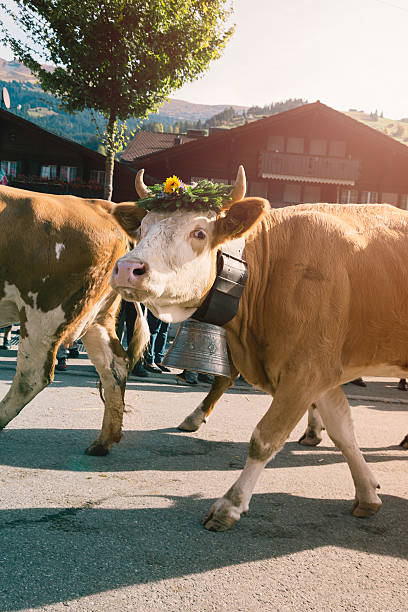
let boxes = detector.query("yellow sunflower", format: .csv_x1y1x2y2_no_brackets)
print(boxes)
163,175,181,194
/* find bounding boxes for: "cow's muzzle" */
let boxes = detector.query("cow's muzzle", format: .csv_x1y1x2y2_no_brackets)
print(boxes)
111,259,148,289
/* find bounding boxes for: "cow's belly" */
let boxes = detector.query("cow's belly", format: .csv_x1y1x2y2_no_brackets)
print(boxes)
0,299,19,327
343,363,408,382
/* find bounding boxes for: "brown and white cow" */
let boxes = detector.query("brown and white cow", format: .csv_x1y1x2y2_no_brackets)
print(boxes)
0,185,149,455
110,166,407,531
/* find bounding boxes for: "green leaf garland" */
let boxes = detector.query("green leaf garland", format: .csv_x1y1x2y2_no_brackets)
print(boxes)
136,179,233,213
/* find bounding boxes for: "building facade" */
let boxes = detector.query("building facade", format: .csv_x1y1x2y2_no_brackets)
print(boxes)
0,108,136,201
125,102,408,210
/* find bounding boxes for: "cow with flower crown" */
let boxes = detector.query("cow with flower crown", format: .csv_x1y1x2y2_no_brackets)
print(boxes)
110,165,408,532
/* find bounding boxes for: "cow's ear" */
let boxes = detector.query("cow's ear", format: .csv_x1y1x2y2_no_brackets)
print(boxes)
112,203,147,238
212,197,269,247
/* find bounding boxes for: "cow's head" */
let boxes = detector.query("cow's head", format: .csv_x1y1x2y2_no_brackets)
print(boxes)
111,166,268,322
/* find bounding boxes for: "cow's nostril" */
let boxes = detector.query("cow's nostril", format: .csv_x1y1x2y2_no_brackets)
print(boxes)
133,265,145,276
113,263,119,275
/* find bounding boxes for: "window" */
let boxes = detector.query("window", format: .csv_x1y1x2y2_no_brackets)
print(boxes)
303,185,321,203
381,192,398,206
283,183,302,203
309,139,327,156
90,169,105,184
267,135,285,152
60,166,77,182
286,137,304,154
329,140,346,158
0,161,18,178
41,165,57,180
340,189,358,204
360,191,378,204
400,194,408,210
249,182,268,198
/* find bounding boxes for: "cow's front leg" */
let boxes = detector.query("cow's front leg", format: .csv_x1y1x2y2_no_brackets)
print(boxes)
82,324,129,456
202,386,311,531
298,403,324,446
178,370,237,432
316,387,381,517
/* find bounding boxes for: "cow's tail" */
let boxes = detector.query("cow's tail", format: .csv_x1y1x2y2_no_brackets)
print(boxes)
127,303,150,371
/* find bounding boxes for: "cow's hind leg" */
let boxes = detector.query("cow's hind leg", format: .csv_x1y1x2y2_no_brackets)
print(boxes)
82,323,129,456
202,384,313,532
178,369,238,432
316,387,381,517
298,403,325,446
0,326,58,429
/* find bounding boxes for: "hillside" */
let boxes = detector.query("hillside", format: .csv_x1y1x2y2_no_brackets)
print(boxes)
0,58,53,83
345,110,408,145
0,58,246,129
3,58,407,152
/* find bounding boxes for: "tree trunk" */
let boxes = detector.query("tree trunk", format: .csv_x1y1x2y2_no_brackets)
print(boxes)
103,112,116,201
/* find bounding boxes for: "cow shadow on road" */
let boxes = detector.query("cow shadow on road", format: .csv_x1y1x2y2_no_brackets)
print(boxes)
0,492,406,610
0,427,406,473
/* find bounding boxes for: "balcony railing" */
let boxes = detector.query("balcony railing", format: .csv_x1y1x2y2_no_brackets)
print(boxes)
259,151,360,184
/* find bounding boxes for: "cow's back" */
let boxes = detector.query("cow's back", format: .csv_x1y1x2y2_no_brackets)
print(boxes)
0,185,127,314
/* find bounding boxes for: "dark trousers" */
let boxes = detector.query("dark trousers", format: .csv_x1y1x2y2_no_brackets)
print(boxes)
116,301,137,348
145,310,169,364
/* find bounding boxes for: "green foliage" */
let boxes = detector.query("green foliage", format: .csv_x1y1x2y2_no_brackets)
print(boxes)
137,179,233,212
1,1,234,119
1,0,234,198
247,98,307,117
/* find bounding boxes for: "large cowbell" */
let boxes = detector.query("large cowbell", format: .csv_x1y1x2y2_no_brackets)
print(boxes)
162,319,231,377
162,239,248,378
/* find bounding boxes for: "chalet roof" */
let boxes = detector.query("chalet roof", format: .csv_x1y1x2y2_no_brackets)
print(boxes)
121,131,197,162
129,101,408,167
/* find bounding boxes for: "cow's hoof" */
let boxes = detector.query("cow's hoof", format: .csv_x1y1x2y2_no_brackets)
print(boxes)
85,441,110,456
178,418,201,432
201,498,240,532
399,435,408,449
351,499,382,518
178,408,207,432
298,428,322,446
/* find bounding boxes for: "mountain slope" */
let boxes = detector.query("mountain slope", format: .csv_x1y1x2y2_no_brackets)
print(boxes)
0,57,246,120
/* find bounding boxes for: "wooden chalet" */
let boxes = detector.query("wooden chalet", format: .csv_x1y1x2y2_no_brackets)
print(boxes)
0,108,136,202
125,101,408,209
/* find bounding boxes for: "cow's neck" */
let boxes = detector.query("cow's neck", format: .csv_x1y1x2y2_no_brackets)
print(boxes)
192,237,248,326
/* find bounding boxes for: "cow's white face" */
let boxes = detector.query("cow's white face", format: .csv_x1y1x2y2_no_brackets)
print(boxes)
111,208,218,322
110,167,269,323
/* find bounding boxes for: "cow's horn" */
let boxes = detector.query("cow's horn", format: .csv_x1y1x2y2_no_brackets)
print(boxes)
229,165,246,204
135,169,151,198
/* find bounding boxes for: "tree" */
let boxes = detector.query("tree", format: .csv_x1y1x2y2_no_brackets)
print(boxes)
1,1,234,199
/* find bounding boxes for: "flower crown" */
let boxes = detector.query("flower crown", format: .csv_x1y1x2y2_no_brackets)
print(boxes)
136,175,233,213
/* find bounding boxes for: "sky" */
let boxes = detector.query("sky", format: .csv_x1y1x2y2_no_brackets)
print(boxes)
2,0,408,118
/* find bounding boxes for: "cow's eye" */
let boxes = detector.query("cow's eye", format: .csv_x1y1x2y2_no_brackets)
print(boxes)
191,229,206,240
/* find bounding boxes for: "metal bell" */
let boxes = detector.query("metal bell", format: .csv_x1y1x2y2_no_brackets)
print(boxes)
162,319,231,378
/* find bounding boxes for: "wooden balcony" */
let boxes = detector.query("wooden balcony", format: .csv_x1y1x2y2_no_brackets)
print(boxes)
259,152,360,185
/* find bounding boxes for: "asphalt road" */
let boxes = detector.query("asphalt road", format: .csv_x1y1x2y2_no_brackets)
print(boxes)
0,351,407,611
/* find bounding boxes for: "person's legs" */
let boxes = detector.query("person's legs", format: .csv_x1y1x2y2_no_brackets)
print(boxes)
56,344,68,371
145,310,161,365
350,377,366,387
1,326,12,349
143,310,162,372
176,369,198,385
68,340,80,358
398,378,407,391
125,302,137,348
154,321,170,365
